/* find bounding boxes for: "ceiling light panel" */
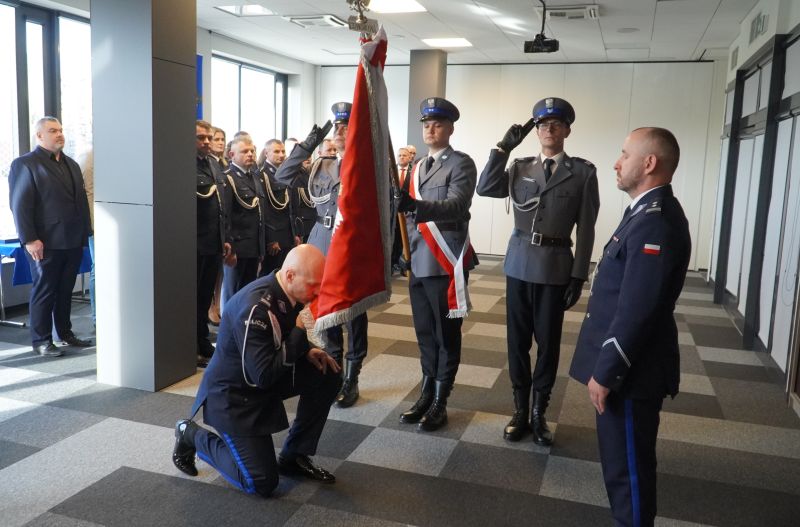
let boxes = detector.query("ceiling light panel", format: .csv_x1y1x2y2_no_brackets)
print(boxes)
422,38,473,48
215,5,274,17
369,0,427,14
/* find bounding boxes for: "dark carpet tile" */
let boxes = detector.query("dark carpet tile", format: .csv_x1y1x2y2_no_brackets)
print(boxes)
48,384,194,428
452,334,508,352
468,286,508,295
688,323,743,348
475,274,505,283
683,275,709,288
23,512,105,527
657,439,800,497
51,467,300,527
310,461,610,527
369,312,412,326
684,314,737,328
676,298,715,307
0,438,40,469
384,341,507,368
711,377,800,428
658,472,800,526
678,344,708,376
440,441,548,495
661,392,724,419
0,349,96,378
549,424,600,463
274,419,374,461
703,360,774,383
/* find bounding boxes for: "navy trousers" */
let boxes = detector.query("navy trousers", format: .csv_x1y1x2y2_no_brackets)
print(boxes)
25,247,82,346
596,393,663,527
221,257,259,310
325,312,368,368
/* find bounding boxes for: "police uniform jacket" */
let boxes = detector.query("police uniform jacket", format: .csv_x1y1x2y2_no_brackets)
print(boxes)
9,146,92,249
291,166,318,240
405,146,477,278
191,272,311,435
226,164,265,259
477,149,599,285
260,162,295,250
197,155,232,256
275,144,339,256
569,185,691,399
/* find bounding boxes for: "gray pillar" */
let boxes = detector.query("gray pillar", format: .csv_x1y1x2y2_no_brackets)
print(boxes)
92,0,197,391
407,49,447,151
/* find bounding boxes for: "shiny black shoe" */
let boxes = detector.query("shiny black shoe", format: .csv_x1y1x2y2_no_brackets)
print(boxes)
57,335,92,347
400,376,434,424
34,342,63,357
417,380,451,432
335,378,359,408
277,454,335,483
531,391,554,446
504,389,531,442
172,420,198,476
196,354,210,368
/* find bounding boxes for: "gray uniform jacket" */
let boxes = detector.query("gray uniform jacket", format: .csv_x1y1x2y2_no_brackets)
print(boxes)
274,145,338,256
477,149,600,285
405,146,477,278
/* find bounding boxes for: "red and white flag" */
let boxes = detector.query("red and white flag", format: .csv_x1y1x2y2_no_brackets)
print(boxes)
314,27,393,331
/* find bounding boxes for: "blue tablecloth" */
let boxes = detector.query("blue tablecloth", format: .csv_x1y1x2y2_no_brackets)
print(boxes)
0,241,92,286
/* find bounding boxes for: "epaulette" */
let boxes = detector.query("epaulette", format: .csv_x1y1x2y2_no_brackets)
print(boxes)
452,150,473,160
223,167,232,175
571,156,594,167
513,156,538,164
645,199,662,214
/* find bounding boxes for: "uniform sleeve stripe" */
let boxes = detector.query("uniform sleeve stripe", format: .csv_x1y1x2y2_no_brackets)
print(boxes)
603,337,631,367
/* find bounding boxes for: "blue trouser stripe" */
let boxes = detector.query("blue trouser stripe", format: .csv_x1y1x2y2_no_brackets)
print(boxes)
624,399,641,527
222,433,256,494
196,452,248,493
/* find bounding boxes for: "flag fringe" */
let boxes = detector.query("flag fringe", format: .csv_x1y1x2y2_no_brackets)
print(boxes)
314,290,391,332
447,308,470,319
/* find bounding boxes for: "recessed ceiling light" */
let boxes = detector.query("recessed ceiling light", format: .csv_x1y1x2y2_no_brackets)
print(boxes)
422,38,472,48
215,5,274,17
369,0,427,14
617,27,639,34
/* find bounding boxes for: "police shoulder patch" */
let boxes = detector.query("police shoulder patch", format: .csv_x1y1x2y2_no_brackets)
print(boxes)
571,156,594,167
645,200,662,214
515,156,538,164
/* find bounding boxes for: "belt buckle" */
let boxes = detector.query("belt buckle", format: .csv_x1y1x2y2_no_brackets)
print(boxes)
531,232,543,246
323,215,333,229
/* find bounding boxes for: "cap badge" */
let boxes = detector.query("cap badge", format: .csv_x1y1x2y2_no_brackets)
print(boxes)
545,98,554,108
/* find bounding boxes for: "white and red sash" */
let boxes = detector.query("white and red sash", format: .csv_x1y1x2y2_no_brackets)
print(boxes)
409,159,472,318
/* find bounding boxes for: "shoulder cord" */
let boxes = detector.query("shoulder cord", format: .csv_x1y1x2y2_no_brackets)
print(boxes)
298,187,315,207
261,171,289,210
227,174,260,210
196,185,217,199
307,158,333,205
508,164,540,213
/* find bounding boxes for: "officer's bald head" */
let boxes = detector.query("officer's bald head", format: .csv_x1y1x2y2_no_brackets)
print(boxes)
631,127,680,178
279,245,325,305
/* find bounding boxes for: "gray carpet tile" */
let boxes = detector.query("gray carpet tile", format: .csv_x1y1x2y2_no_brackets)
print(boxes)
23,512,105,527
274,418,375,461
702,360,774,383
284,504,411,527
661,392,725,420
0,438,40,470
548,424,600,463
378,402,476,441
688,323,744,348
0,349,97,379
0,404,105,448
710,377,800,428
440,441,548,495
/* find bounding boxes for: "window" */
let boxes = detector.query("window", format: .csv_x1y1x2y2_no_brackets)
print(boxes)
0,4,18,240
59,16,92,159
210,56,287,147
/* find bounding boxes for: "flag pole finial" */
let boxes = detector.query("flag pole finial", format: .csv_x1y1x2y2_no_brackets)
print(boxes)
346,0,378,36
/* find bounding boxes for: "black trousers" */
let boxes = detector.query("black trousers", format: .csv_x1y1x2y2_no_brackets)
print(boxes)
326,312,368,368
597,393,663,527
506,277,567,394
193,359,341,498
408,273,465,384
197,254,221,346
221,257,259,309
25,247,82,346
259,246,289,279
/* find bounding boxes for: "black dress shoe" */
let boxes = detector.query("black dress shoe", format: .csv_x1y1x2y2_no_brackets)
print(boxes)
172,420,198,476
34,342,63,357
277,454,335,483
58,335,92,347
196,354,210,368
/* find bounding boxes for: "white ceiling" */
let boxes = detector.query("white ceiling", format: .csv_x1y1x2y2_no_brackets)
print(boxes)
197,0,759,65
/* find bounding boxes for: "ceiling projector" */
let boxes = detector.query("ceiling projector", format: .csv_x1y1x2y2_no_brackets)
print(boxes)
524,33,559,53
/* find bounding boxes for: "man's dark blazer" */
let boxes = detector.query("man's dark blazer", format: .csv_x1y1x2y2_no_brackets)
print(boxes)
9,146,92,249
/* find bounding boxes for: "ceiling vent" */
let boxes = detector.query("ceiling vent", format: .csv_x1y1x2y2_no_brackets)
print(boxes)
537,5,599,21
284,15,348,29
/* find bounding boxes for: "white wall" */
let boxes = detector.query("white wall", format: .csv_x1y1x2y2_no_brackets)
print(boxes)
319,61,722,271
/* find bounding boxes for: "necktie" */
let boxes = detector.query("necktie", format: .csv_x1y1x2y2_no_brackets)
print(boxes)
425,156,435,173
543,158,554,183
623,205,632,218
399,167,406,185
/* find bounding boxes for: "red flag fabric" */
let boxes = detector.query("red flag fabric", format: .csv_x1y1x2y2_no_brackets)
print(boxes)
314,27,392,331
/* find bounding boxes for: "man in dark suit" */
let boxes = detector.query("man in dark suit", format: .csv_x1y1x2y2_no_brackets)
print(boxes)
391,147,413,274
9,117,92,357
196,120,234,367
396,97,477,432
258,139,297,276
173,244,341,497
570,127,691,527
221,137,264,308
477,97,600,445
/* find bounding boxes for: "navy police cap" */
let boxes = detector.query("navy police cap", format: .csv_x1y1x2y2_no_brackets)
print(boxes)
331,102,352,124
419,97,460,122
532,97,575,126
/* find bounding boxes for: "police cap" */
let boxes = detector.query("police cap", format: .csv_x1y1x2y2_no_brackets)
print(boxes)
532,97,575,126
419,97,460,122
331,102,352,124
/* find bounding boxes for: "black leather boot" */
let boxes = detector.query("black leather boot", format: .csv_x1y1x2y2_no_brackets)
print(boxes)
172,419,199,476
418,380,451,432
400,376,434,423
335,361,361,408
503,388,531,441
531,391,553,446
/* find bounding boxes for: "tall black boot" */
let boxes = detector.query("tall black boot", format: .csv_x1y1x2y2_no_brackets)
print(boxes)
531,390,553,446
400,376,434,423
418,380,451,432
503,388,531,441
335,361,361,408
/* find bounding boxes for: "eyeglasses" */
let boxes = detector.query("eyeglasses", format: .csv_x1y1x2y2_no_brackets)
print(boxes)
537,121,565,131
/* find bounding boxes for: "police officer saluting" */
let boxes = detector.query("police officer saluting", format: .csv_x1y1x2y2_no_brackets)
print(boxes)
477,97,599,445
570,128,690,527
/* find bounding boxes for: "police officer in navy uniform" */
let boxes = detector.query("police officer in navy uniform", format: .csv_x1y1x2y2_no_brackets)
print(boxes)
195,120,234,367
172,244,341,496
477,97,600,445
396,97,477,432
258,139,296,276
570,127,691,527
275,103,369,409
221,136,265,307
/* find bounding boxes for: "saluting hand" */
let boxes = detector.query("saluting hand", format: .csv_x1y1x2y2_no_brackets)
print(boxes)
497,118,536,153
26,240,44,262
306,347,341,374
588,377,610,415
300,121,333,153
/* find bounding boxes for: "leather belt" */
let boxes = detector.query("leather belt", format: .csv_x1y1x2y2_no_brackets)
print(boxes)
316,215,333,229
512,228,573,247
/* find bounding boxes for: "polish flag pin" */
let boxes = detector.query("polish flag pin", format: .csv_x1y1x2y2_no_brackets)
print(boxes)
643,244,661,255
